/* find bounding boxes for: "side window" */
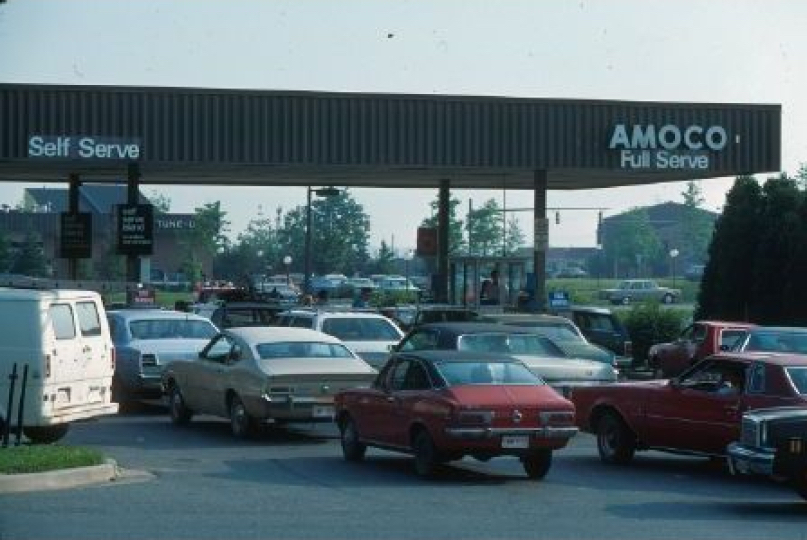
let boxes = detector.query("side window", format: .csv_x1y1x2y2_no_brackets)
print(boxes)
389,360,411,391
746,362,766,394
76,301,103,337
50,304,76,340
399,331,438,351
720,329,748,350
401,361,432,390
691,324,707,344
203,335,233,362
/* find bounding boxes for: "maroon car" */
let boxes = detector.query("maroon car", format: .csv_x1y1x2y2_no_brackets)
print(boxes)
572,352,807,464
648,321,756,378
334,350,578,479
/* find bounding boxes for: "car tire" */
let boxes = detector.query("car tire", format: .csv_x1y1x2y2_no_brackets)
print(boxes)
339,416,367,462
168,385,193,425
412,429,439,478
662,293,674,304
22,424,70,444
229,395,257,439
522,449,553,480
596,412,636,465
793,468,807,501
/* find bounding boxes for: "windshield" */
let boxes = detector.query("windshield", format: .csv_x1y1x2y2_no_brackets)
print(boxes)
129,319,217,340
322,318,401,341
256,341,355,359
458,333,566,357
786,367,807,394
435,360,543,386
740,330,807,354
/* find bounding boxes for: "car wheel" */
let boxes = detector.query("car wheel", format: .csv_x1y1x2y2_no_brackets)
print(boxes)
793,467,807,501
621,296,631,305
662,293,674,304
168,385,193,425
412,429,439,478
22,424,70,444
339,416,367,462
596,412,636,464
229,395,256,438
522,449,553,480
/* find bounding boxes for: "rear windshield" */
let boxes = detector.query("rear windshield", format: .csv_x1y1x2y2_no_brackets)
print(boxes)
786,367,807,395
458,333,565,357
435,361,543,386
500,322,580,342
743,330,807,354
322,318,401,341
256,341,355,359
129,319,217,340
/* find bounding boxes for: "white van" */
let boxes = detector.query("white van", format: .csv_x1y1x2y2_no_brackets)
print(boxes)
0,287,118,443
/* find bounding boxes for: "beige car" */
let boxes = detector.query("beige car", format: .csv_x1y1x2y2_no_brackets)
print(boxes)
161,326,377,438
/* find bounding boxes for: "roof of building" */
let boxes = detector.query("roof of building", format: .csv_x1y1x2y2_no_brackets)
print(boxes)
25,185,149,214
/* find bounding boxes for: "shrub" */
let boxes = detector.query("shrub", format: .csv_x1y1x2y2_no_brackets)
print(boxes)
621,302,688,366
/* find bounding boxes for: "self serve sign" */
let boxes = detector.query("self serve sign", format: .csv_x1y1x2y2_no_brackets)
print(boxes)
28,135,141,160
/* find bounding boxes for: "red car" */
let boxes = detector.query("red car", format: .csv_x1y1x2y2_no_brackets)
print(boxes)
648,321,756,378
334,350,578,479
572,352,807,464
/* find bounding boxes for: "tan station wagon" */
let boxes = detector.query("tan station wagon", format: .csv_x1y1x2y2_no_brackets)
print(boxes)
161,326,377,437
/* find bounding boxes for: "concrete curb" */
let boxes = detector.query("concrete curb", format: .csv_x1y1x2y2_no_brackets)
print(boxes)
0,459,119,493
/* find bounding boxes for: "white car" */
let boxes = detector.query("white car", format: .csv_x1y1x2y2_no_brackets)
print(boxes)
277,309,404,369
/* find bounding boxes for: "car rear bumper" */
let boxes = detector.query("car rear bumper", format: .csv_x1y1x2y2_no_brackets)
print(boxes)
257,394,336,421
727,442,775,476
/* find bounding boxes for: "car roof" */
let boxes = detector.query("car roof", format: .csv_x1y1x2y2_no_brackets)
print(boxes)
566,305,614,315
108,308,211,322
747,326,807,333
394,350,524,364
479,313,572,324
713,351,807,367
281,308,392,319
413,321,545,334
697,320,756,328
225,326,343,344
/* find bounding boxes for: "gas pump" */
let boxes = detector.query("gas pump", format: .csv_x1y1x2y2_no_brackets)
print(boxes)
448,256,530,311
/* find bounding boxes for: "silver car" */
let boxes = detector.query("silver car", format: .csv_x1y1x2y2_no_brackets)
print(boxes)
161,326,378,438
107,308,219,403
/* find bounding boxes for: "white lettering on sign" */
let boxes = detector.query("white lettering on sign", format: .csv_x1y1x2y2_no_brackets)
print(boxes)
609,124,728,151
28,135,141,160
611,123,728,170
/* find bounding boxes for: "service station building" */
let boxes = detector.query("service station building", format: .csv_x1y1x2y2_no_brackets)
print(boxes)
0,84,781,306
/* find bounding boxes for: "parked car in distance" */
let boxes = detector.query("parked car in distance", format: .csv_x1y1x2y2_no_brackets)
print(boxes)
731,327,807,355
685,264,706,282
194,301,287,328
479,313,618,368
276,308,405,369
556,267,589,278
598,279,680,305
107,308,219,402
335,350,578,478
727,406,807,501
571,352,807,464
554,306,633,368
648,321,756,378
394,322,617,396
161,326,377,438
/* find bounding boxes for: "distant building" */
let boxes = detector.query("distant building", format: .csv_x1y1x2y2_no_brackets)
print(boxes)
0,185,207,281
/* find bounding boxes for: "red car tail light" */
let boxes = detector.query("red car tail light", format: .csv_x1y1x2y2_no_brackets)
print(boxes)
454,409,496,426
539,411,575,426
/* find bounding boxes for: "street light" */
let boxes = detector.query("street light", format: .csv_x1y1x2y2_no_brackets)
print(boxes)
303,186,341,294
669,248,680,288
283,255,292,285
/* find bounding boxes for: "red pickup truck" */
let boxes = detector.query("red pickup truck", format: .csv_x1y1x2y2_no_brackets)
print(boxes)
647,321,755,378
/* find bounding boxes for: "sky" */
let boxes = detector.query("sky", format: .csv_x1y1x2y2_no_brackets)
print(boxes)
1,0,805,254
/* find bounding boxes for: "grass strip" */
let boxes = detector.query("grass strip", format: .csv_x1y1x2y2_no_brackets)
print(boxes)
0,444,105,474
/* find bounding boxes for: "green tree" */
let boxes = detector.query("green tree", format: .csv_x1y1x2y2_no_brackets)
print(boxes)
368,240,396,275
146,190,171,214
679,181,713,265
751,175,802,324
467,198,503,256
180,202,230,284
279,189,370,275
601,209,662,277
696,176,762,320
504,215,525,255
421,195,465,255
10,231,49,277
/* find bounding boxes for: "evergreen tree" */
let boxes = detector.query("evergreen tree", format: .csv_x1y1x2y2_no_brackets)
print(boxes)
504,215,525,255
467,199,504,256
0,231,10,272
696,176,762,320
679,182,713,265
420,195,465,255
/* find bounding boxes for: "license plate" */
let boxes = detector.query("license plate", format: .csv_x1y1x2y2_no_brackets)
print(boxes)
56,389,71,405
501,435,529,449
312,405,334,419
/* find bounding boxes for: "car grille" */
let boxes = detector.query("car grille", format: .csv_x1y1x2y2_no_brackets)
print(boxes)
740,417,760,447
141,354,158,367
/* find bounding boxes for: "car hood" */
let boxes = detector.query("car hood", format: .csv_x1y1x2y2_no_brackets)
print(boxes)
446,384,572,409
510,355,617,382
257,357,377,377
